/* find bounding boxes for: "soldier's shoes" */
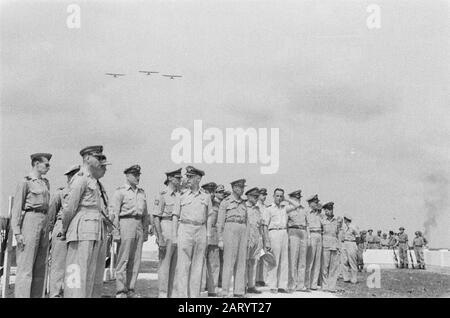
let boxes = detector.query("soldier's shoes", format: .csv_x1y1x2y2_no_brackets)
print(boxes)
208,292,218,297
277,288,290,293
116,293,127,298
255,281,266,287
310,287,318,290
270,289,278,294
247,287,261,294
296,288,310,293
127,291,139,298
233,294,247,298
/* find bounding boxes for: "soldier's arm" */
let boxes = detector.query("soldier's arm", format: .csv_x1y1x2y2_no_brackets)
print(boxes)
11,180,27,236
111,189,123,230
153,193,165,244
61,177,86,235
47,190,62,231
142,194,150,231
216,199,227,244
284,198,301,213
206,196,213,243
171,194,181,242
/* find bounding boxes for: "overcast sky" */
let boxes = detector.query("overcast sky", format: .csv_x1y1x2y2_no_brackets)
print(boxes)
1,0,449,247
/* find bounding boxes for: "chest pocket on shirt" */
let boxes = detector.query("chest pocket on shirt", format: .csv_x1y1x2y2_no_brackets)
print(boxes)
80,214,100,234
164,201,174,214
29,186,45,206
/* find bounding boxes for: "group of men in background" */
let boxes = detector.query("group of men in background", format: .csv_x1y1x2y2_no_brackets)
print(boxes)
0,145,429,298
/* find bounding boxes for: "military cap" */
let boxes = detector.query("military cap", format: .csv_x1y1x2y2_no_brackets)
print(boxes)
245,187,260,197
399,227,405,231
288,189,302,198
368,229,373,232
164,179,169,186
124,164,141,175
64,164,80,176
215,184,225,193
306,194,319,203
185,165,205,177
165,168,182,178
322,201,334,210
79,145,103,157
261,249,277,269
259,188,268,195
360,230,367,234
344,214,352,221
230,179,246,187
30,153,52,161
202,182,217,191
223,190,231,198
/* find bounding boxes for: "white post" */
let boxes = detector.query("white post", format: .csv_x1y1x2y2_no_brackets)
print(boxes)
1,196,14,298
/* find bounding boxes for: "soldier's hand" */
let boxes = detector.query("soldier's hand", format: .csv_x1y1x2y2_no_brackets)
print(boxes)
1,229,6,241
112,229,121,242
218,241,224,250
15,234,25,251
56,232,66,241
148,225,155,237
265,245,272,252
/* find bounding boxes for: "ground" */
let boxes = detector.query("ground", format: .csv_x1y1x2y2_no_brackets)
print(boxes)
4,261,450,298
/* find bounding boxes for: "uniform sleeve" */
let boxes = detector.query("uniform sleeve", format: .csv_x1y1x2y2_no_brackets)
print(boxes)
152,192,165,217
48,190,62,227
142,192,150,229
263,206,271,227
217,199,227,242
206,196,213,237
11,180,27,235
62,176,86,234
111,189,123,227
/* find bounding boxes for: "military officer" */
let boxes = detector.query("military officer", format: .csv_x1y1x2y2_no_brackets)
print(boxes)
380,233,389,249
245,187,266,294
396,227,409,268
373,230,382,249
413,231,427,269
305,194,323,291
62,145,111,298
112,165,150,298
366,229,376,249
341,215,359,284
263,188,302,293
388,230,398,248
285,189,309,292
204,183,224,296
320,202,341,292
172,166,212,298
153,168,182,298
12,153,52,298
217,179,248,297
47,164,80,298
255,188,270,287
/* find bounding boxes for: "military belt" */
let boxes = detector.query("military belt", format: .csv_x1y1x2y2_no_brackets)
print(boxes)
414,245,423,247
180,219,205,226
344,239,356,242
120,215,143,220
398,241,407,243
225,217,246,224
24,208,47,214
160,216,172,221
269,227,286,231
309,229,322,233
288,225,307,230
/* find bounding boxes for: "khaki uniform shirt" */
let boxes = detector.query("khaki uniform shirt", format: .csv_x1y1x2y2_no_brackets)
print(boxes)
343,224,359,242
413,237,427,247
217,195,247,242
62,167,107,242
12,174,50,235
173,189,212,224
207,199,221,245
397,233,408,244
246,201,263,247
263,203,288,231
287,205,307,228
321,216,340,250
112,183,149,229
306,208,323,232
153,186,178,218
48,186,70,227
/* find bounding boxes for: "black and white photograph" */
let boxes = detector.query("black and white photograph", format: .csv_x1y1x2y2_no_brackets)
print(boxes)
0,0,449,301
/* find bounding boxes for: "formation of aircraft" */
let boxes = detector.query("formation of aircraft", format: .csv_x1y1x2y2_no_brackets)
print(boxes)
105,71,183,79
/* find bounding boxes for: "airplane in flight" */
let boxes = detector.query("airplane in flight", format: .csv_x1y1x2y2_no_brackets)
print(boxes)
162,74,182,79
105,73,125,78
139,70,159,75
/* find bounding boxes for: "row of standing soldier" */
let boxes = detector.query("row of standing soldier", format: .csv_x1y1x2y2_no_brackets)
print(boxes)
4,145,425,298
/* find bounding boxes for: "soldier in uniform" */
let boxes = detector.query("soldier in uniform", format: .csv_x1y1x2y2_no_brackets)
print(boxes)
413,231,427,269
112,165,150,298
172,166,212,298
373,230,382,249
263,188,302,293
380,233,389,249
305,194,323,291
366,229,375,249
153,168,181,298
217,179,248,297
341,215,359,284
285,189,309,292
47,164,80,298
12,153,52,298
61,145,112,298
320,202,341,293
245,187,266,294
255,188,270,287
356,230,366,272
396,227,409,268
388,230,398,248
205,183,225,296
